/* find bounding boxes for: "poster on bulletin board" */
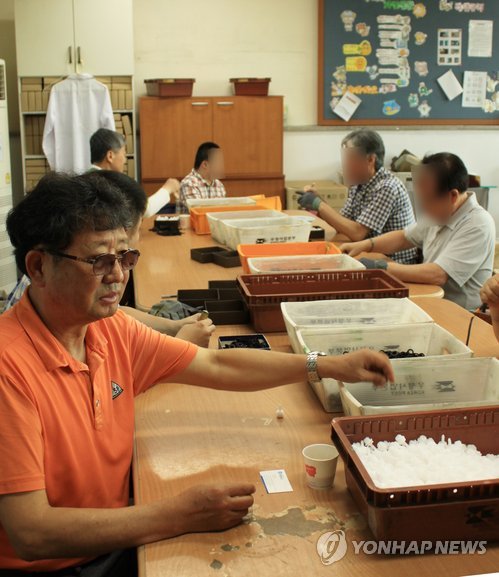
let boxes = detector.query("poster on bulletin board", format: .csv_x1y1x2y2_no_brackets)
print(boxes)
318,0,499,125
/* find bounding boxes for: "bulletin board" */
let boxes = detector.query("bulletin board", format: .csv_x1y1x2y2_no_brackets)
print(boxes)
318,0,499,125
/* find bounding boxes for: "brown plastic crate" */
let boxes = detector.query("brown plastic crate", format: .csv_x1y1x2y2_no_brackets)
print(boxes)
331,407,499,541
237,270,409,332
230,78,270,96
144,78,195,97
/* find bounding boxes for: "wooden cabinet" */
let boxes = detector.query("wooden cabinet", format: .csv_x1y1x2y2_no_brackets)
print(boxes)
139,96,285,202
140,98,213,181
15,0,75,77
212,97,283,177
15,0,134,76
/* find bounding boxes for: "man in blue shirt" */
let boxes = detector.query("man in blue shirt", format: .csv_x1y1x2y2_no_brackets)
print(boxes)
298,129,417,264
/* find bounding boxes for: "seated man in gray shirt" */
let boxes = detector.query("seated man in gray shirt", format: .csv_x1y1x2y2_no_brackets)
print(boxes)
342,152,496,311
298,129,417,264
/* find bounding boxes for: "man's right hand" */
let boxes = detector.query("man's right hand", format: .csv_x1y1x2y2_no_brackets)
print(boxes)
177,314,216,347
341,239,371,257
174,484,256,535
297,191,322,211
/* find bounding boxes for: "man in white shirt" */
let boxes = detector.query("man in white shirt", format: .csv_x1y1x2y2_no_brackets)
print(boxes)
89,128,180,215
342,153,496,310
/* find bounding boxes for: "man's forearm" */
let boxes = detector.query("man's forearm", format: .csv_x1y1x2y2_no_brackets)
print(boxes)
317,203,369,241
370,230,413,255
2,493,180,561
169,346,395,395
387,262,448,286
121,306,178,336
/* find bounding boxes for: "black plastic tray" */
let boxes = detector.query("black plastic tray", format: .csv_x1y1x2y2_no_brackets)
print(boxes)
190,247,227,264
218,334,271,350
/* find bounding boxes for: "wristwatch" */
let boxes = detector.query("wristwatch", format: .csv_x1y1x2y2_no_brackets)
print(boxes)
306,351,327,383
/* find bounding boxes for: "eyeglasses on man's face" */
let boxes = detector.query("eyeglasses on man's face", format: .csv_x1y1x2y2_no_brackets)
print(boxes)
41,249,140,276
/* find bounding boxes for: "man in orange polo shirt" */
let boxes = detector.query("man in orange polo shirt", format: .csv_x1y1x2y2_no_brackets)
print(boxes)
0,172,393,576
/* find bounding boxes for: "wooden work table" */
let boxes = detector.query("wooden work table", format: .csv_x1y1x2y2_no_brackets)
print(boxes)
133,215,444,310
133,219,499,577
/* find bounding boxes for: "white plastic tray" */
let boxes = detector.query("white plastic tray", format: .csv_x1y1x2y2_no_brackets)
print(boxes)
222,216,313,250
303,323,473,412
282,298,433,355
186,197,256,209
339,357,499,416
247,253,365,274
207,210,285,244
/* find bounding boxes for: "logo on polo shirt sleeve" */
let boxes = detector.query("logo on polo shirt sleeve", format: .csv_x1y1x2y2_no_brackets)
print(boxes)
111,381,124,399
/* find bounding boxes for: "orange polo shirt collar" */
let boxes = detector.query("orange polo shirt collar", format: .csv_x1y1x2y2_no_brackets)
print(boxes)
15,291,108,374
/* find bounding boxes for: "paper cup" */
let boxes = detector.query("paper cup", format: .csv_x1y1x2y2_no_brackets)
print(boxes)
179,214,191,230
302,444,339,490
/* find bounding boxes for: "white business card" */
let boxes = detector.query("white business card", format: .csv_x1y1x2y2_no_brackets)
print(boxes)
260,469,293,494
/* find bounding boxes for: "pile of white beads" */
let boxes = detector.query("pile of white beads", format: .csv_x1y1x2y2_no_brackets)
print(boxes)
352,434,499,489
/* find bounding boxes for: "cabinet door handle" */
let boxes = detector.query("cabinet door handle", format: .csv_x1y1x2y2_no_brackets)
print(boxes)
77,46,82,65
191,102,209,107
68,46,73,64
216,101,234,106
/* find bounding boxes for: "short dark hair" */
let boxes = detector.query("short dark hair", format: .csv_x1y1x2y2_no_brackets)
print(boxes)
7,172,131,276
88,170,147,227
421,152,468,196
342,129,385,170
90,128,125,164
194,142,220,170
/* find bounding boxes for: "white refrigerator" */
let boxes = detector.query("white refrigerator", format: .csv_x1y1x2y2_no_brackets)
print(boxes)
0,58,18,295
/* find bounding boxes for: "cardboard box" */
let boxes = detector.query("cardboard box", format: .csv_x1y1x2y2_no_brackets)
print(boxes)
111,82,131,90
41,91,49,110
112,76,131,84
21,91,29,112
122,114,132,135
96,76,112,85
21,77,42,89
127,158,135,179
27,92,36,112
125,134,134,154
286,180,348,211
125,90,133,110
34,92,43,111
110,90,119,109
117,90,126,109
26,158,47,168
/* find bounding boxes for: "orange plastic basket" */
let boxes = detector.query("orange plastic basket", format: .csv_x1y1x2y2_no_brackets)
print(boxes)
237,241,341,273
190,205,267,234
189,196,283,234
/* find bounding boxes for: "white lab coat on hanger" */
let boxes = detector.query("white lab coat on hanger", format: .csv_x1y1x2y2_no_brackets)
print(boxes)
43,73,115,173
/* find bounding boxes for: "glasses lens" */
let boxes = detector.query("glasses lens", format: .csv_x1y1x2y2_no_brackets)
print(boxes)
93,254,118,276
121,250,140,271
91,251,140,276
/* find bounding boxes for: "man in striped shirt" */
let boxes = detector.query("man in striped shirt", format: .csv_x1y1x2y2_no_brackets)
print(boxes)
298,129,418,264
179,142,226,213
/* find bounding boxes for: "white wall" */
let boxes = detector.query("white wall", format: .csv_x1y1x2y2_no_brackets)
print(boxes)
133,0,317,127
